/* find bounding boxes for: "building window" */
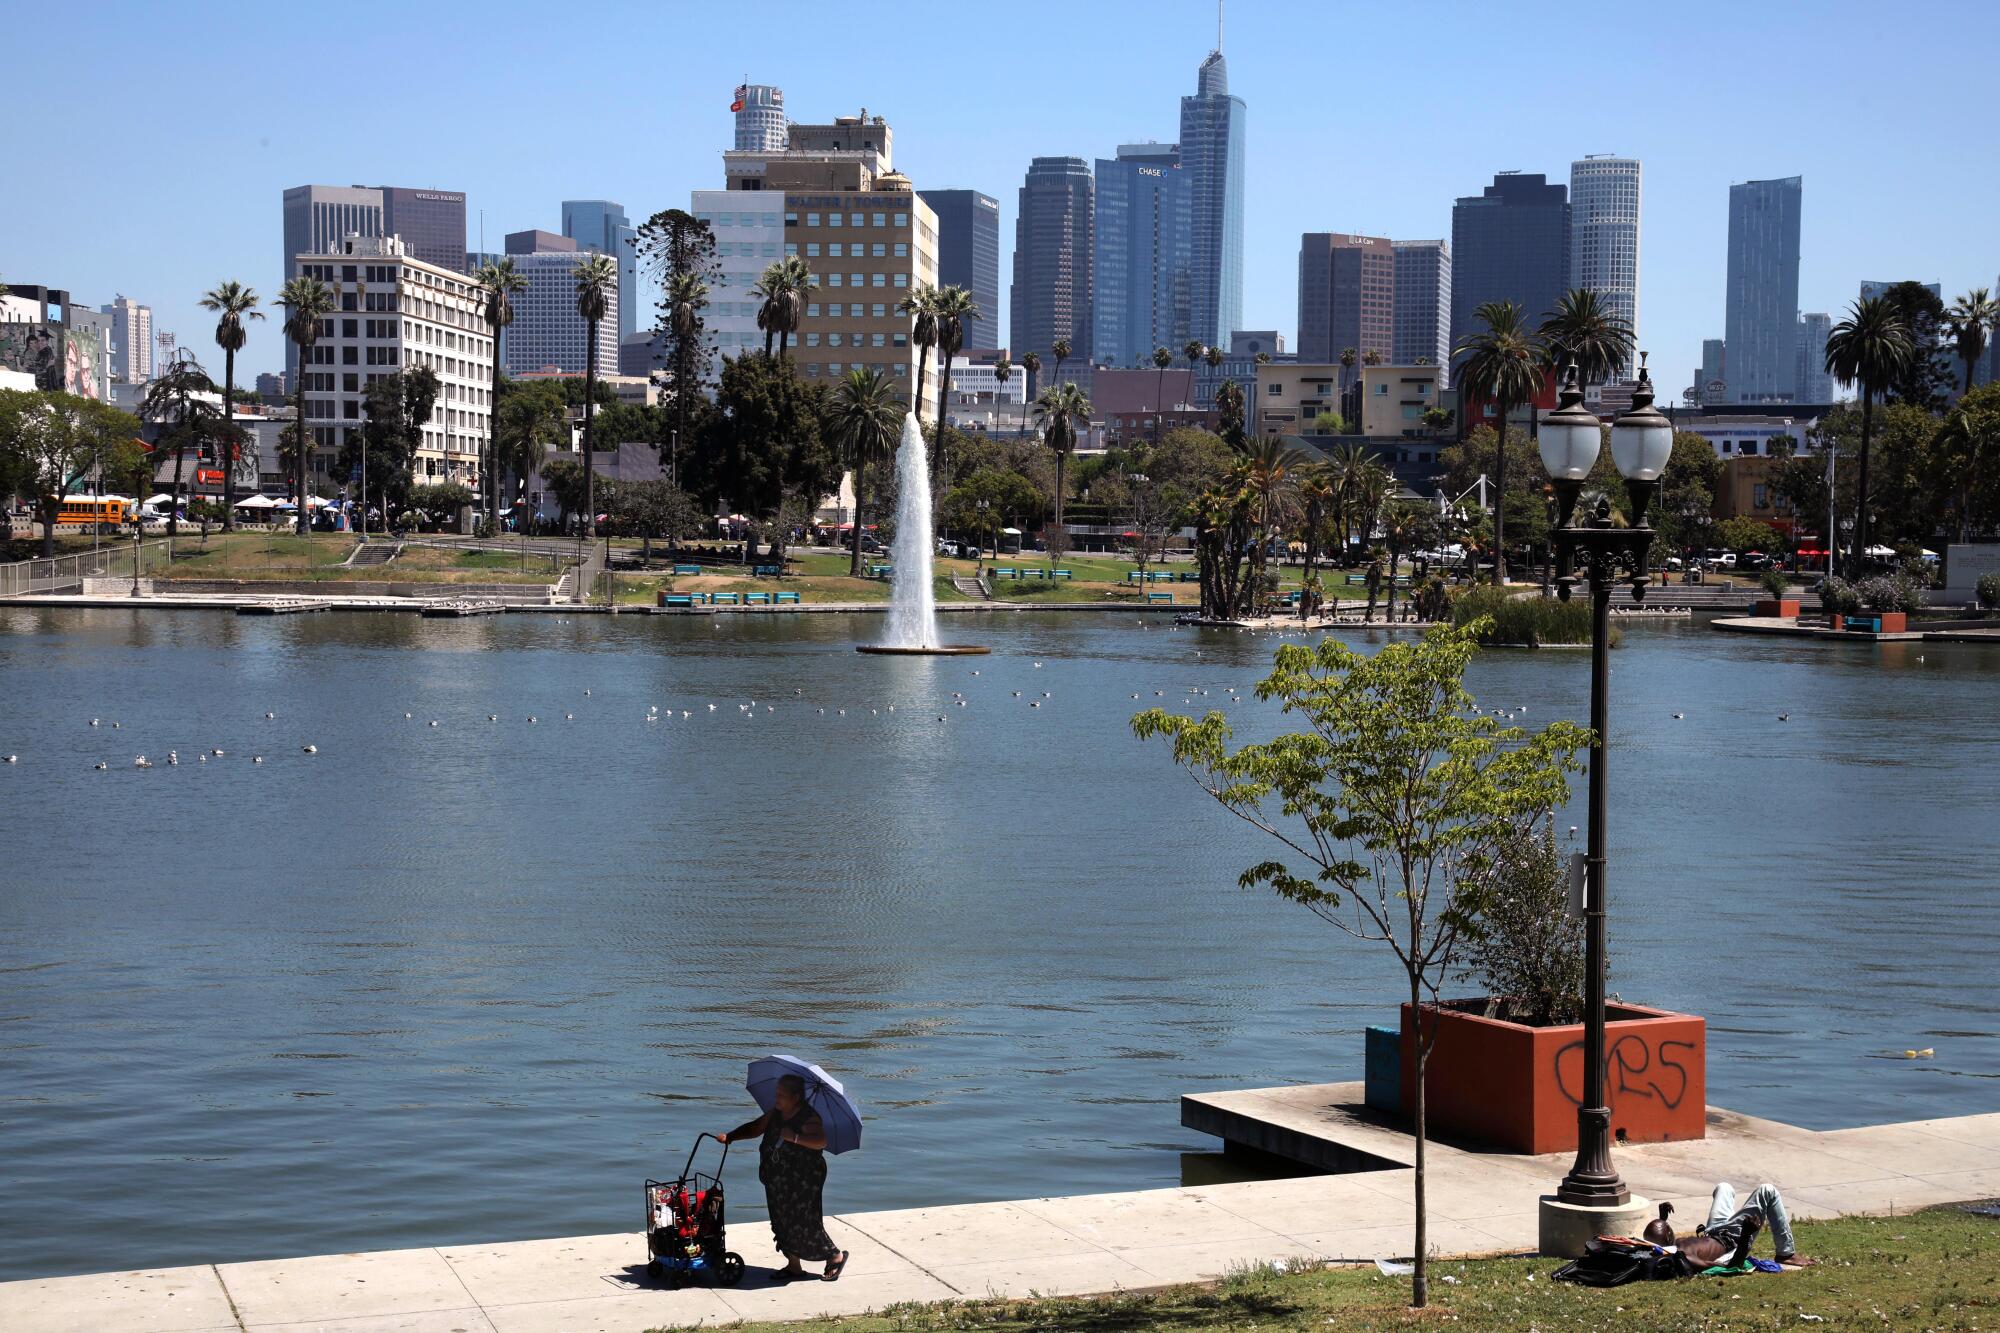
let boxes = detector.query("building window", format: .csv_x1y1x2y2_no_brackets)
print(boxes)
807,303,821,318
872,303,886,317
893,213,908,227
871,333,885,347
1267,382,1281,396
1754,484,1769,509
892,333,907,347
850,213,863,226
805,333,820,347
828,243,843,258
870,243,885,257
828,334,843,348
829,362,843,374
804,363,819,376
893,274,908,287
872,212,886,227
893,243,908,257
784,242,798,256
784,211,798,226
826,213,841,227
804,243,820,257
870,273,885,287
828,274,842,287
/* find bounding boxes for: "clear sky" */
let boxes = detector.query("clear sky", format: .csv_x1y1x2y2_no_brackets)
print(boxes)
6,0,1996,398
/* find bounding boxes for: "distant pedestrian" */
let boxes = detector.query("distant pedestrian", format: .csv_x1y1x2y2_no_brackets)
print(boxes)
719,1074,849,1282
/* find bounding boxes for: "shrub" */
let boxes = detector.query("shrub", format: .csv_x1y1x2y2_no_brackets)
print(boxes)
1977,573,2000,609
1856,574,1923,614
1458,823,1588,1026
1818,576,1862,617
1758,567,1790,599
1450,585,1601,647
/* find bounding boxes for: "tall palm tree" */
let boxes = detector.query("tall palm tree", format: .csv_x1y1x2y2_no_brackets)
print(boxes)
661,271,707,487
896,283,941,422
1323,439,1372,564
753,256,811,360
1050,337,1072,399
277,275,336,536
1296,466,1334,621
1151,346,1174,442
1020,350,1041,406
1215,377,1247,450
826,367,906,575
572,252,618,540
1538,287,1635,386
140,351,223,547
930,285,981,466
1243,437,1307,555
474,258,528,531
199,280,262,530
494,387,566,529
1947,287,1997,395
1453,300,1545,583
1825,296,1915,577
993,357,1012,398
1380,500,1423,623
1033,381,1090,567
1205,345,1224,372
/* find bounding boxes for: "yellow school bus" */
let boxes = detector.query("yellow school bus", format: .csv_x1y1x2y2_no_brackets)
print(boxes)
57,496,135,529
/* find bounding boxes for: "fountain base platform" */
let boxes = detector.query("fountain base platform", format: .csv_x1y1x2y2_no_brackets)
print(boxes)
856,645,992,656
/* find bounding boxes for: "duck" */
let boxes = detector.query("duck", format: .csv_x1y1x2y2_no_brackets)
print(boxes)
94,761,108,770
252,756,264,764
133,756,152,768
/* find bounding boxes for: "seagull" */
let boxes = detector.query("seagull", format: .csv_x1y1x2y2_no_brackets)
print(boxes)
212,749,225,757
646,714,659,723
837,708,847,716
681,711,690,719
404,712,412,719
112,722,121,729
429,720,439,727
584,689,591,696
1672,713,1684,720
528,716,538,723
302,745,317,754
1777,713,1789,722
2,755,14,764
252,756,264,764
89,719,100,727
564,713,574,720
94,762,107,770
264,711,276,719
707,704,717,712
167,752,178,765
134,756,151,768
489,715,498,722
1030,701,1042,708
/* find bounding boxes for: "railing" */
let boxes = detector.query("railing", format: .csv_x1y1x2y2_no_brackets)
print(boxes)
0,540,172,597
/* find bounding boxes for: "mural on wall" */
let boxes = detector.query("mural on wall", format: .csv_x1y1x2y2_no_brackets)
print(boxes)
0,323,106,399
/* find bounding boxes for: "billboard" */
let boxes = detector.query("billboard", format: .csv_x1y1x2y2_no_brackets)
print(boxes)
0,323,106,399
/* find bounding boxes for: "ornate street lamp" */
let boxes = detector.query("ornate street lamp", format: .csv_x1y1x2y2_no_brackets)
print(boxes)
1537,356,1673,1247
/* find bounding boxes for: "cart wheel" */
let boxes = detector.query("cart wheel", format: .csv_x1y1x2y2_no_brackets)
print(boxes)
646,1259,664,1284
661,1264,687,1289
716,1252,745,1286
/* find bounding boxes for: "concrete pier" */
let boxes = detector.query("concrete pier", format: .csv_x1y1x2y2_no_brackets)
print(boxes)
5,1089,1995,1331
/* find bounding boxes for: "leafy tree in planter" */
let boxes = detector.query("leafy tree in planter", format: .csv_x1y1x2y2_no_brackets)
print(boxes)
1134,624,1587,1309
1457,822,1587,1026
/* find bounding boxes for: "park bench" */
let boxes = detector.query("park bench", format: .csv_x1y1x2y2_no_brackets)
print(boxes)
994,567,1021,579
1844,613,1882,632
744,591,770,605
711,592,740,605
753,565,781,577
773,591,800,605
1050,569,1071,580
1146,591,1174,602
661,593,696,608
1178,571,1198,582
868,564,894,578
673,564,702,576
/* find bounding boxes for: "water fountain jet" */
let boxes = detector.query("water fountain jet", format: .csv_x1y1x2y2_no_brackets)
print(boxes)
857,412,990,656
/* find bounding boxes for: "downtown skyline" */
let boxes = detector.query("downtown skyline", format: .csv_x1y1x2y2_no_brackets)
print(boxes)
7,0,1998,400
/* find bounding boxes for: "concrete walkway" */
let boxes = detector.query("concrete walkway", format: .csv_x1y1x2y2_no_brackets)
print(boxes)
5,1094,1996,1332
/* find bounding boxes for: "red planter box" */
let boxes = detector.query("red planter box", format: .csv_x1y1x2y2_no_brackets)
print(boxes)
1400,1001,1706,1155
1753,598,1801,618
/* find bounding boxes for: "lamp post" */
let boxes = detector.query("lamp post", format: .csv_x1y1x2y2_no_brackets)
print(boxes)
976,499,990,572
1536,355,1674,1253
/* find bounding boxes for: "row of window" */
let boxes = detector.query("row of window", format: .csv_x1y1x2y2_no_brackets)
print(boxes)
693,212,783,229
800,362,910,377
802,332,905,348
813,273,908,289
796,242,908,259
790,211,909,229
807,303,893,318
718,241,782,259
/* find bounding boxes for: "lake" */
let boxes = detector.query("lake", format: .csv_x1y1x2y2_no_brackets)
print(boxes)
0,607,1994,1279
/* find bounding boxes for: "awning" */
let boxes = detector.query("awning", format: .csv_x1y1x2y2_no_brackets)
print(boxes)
235,495,278,509
145,493,175,506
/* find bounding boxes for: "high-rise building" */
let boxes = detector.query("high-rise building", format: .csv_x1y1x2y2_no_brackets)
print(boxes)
1569,155,1641,380
100,296,153,384
1449,173,1570,375
919,190,1002,352
1699,337,1727,403
282,186,385,380
1010,156,1094,377
290,234,494,491
1796,313,1833,403
500,229,618,377
1392,240,1451,386
1296,233,1394,367
563,200,640,341
1092,145,1191,369
732,83,787,152
1723,176,1802,403
1179,48,1246,348
713,110,939,406
380,187,468,274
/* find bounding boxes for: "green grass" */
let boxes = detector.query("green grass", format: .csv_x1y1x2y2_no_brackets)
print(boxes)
672,1207,1998,1332
1451,586,1604,647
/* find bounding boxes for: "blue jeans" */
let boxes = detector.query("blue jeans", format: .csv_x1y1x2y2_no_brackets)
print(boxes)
1704,1181,1797,1259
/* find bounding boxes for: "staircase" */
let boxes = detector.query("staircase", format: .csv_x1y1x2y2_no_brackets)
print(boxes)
345,541,401,569
952,575,991,601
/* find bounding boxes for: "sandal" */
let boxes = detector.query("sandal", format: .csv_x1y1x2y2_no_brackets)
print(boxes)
823,1251,849,1282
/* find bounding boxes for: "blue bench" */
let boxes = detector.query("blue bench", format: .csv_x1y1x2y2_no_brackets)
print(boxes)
753,565,781,577
868,564,894,578
1844,614,1882,633
993,567,1021,579
773,591,800,605
673,564,702,576
711,592,740,605
745,591,770,605
1178,571,1199,583
1127,571,1173,583
661,593,696,608
1051,569,1071,580
1146,591,1174,602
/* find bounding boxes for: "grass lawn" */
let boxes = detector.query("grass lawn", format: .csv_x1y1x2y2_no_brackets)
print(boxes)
677,1207,1997,1332
154,533,356,578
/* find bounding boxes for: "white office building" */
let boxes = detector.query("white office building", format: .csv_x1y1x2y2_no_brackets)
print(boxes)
689,188,786,377
100,296,153,384
1569,155,1642,381
501,231,620,377
292,235,494,491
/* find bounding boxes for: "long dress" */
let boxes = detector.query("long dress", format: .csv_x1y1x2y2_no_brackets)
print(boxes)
759,1107,839,1261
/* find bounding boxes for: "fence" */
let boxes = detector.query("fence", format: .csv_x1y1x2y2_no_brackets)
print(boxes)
0,540,172,597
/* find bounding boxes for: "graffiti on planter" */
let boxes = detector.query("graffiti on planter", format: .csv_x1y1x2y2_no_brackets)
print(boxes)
1554,1033,1695,1110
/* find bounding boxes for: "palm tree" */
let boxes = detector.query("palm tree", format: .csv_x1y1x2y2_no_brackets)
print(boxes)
199,281,262,530
896,283,940,423
1150,346,1174,443
1033,381,1090,567
1020,350,1041,406
139,352,223,547
1825,296,1915,577
753,256,811,360
930,285,981,467
663,270,707,485
1323,439,1372,564
572,252,618,540
1380,501,1424,623
474,258,528,531
1453,300,1545,583
1051,337,1072,390
1215,378,1247,450
1362,348,1384,367
1947,287,1997,395
993,357,1012,399
1296,467,1334,621
277,275,336,536
1243,437,1307,603
827,367,906,575
494,387,566,531
1205,345,1224,372
1538,287,1635,386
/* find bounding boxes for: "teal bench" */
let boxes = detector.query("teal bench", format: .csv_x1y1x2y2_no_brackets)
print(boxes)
712,592,739,605
869,564,894,578
744,591,770,605
1051,569,1071,580
773,591,800,605
1178,571,1198,582
662,593,696,608
1146,591,1174,602
1844,614,1882,632
753,565,781,577
994,567,1020,579
673,564,702,575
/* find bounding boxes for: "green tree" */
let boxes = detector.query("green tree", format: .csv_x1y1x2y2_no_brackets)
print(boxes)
493,379,568,526
199,280,262,529
1214,378,1246,450
826,366,906,575
345,367,442,518
138,353,226,544
1033,381,1090,565
474,258,528,530
611,479,699,560
693,351,838,561
1947,288,1997,396
635,209,719,488
276,275,337,534
929,285,981,471
1538,287,1635,386
572,251,618,538
897,283,940,424
0,390,142,555
1453,301,1545,582
537,457,588,525
1712,515,1785,554
753,255,811,359
940,466,1043,547
1310,409,1347,435
1874,281,1953,410
1133,625,1587,1311
1826,296,1916,575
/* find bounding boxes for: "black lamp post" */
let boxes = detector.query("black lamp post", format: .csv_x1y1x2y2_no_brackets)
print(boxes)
1538,355,1674,1211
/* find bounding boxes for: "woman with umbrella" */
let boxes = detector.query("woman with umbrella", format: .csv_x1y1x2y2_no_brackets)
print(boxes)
719,1062,854,1282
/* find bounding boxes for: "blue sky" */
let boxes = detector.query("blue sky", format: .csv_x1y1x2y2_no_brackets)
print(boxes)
6,0,1996,397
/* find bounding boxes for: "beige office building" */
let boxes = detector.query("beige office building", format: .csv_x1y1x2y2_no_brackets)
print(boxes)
1358,364,1442,437
292,234,494,491
721,112,939,412
1253,362,1343,438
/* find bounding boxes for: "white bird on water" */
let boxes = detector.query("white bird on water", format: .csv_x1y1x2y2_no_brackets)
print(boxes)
265,711,275,719
3,755,15,764
89,719,100,728
94,762,107,770
134,756,151,768
252,756,264,764
167,752,179,765
302,745,317,754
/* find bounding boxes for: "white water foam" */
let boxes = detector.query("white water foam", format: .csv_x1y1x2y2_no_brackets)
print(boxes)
883,413,937,649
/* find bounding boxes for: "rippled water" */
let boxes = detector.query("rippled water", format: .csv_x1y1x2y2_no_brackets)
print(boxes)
0,608,1994,1279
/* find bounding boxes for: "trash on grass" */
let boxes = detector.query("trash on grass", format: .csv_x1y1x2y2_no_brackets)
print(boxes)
1373,1258,1414,1277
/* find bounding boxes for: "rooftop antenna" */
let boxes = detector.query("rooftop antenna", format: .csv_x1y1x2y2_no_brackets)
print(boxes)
1217,0,1224,50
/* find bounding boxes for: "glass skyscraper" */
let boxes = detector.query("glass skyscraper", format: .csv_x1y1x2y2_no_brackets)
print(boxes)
1569,155,1641,381
1009,157,1094,378
1178,50,1244,349
919,190,1002,351
1092,144,1191,369
563,199,640,341
1724,176,1802,403
380,188,468,275
1449,173,1570,376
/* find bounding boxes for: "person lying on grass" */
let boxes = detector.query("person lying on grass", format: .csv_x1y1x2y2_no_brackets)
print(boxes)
1642,1182,1816,1268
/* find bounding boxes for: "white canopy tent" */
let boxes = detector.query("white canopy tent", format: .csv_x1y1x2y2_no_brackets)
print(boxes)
234,494,279,510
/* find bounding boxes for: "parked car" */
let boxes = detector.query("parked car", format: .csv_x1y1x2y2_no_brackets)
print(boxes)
1704,550,1738,568
1740,552,1772,571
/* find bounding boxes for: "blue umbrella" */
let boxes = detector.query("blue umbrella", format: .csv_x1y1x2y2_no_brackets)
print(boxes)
746,1055,863,1155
